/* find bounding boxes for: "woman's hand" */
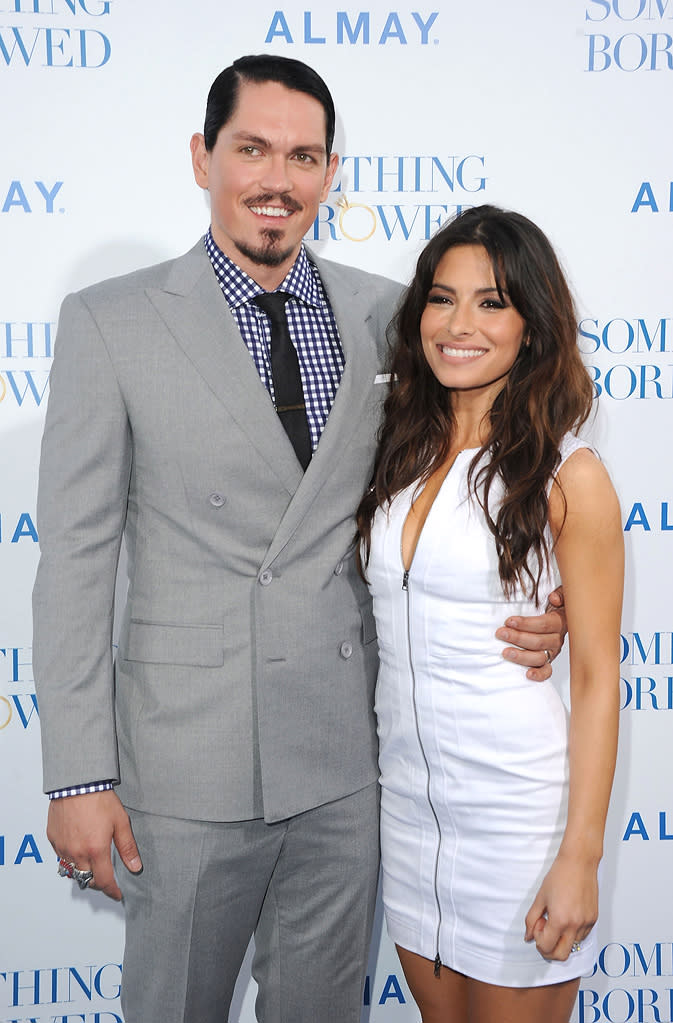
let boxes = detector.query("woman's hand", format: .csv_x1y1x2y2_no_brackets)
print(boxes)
524,851,598,961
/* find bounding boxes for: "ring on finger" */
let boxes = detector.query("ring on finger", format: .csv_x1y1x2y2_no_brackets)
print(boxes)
57,857,95,890
544,649,552,664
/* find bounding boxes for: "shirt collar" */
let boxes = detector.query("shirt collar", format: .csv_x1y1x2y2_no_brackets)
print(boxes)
204,229,325,311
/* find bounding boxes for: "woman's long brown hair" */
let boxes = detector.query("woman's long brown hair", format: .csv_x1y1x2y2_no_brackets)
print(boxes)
357,205,595,602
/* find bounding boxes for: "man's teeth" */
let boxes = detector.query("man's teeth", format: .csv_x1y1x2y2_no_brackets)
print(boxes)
440,346,484,358
250,206,291,218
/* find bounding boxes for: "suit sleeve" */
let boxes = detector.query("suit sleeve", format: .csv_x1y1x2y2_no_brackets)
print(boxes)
32,292,132,792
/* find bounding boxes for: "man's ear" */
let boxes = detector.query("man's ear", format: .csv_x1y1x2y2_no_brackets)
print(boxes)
190,133,210,189
320,152,339,202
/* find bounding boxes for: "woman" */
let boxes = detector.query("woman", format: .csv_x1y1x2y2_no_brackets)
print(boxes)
358,205,622,1023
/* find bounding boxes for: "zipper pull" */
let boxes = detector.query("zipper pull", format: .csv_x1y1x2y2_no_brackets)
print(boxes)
433,954,442,978
402,570,409,591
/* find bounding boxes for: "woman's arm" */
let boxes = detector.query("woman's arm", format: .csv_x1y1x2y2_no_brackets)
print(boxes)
524,447,623,961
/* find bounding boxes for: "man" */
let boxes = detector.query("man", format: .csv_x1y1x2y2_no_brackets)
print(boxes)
33,55,564,1023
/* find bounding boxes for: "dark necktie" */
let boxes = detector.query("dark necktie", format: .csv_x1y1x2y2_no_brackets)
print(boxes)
254,291,312,470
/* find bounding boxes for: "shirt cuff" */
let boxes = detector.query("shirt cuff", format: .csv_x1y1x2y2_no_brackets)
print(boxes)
48,781,115,799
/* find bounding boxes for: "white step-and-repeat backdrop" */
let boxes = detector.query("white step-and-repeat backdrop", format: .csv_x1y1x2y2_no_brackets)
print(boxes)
1,2,670,1021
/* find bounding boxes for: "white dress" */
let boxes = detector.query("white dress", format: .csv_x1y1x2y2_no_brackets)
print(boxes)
367,434,596,987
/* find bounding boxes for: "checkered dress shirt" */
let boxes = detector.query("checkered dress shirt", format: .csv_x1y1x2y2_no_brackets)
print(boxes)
49,232,346,799
204,229,345,451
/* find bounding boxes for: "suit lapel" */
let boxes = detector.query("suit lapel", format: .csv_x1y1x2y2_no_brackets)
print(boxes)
146,241,303,495
261,255,379,567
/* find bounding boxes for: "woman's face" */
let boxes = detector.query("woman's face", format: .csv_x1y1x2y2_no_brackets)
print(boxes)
420,244,527,404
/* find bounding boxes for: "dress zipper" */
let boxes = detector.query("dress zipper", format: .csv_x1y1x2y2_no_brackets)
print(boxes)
402,565,444,977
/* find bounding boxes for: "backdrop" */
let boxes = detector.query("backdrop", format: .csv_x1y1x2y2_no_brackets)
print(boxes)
1,2,671,1021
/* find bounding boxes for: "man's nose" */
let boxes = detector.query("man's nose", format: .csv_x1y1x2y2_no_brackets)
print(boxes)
259,154,293,195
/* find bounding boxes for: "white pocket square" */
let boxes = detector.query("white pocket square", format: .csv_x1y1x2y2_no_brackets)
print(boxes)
374,373,392,384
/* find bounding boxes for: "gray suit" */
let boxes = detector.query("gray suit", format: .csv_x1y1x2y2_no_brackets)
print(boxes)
33,239,402,1020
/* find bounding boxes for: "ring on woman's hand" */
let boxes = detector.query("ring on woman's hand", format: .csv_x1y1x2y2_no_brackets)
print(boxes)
571,941,581,953
544,649,552,664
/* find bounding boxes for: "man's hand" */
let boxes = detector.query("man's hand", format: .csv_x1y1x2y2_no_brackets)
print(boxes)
47,789,142,901
495,586,568,682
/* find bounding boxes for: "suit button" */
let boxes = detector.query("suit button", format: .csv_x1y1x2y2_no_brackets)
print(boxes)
334,561,344,576
340,642,353,659
209,493,226,507
259,570,273,586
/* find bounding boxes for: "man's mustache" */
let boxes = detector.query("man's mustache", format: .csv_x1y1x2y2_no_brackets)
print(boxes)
245,193,302,213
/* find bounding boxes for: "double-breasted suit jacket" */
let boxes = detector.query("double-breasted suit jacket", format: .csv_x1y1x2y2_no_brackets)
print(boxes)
33,239,402,824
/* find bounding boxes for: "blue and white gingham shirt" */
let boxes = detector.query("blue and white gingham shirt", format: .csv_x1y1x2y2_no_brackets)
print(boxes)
204,228,345,451
49,233,346,800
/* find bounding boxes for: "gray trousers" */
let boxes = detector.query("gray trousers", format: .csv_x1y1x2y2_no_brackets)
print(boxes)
117,782,380,1023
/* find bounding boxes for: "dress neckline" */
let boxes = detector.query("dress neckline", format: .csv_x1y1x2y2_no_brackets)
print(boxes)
401,448,480,575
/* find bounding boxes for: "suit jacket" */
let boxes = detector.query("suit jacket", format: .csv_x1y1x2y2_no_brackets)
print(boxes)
32,239,402,823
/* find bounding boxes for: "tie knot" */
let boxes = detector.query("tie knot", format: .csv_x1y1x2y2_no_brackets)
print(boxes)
253,291,291,323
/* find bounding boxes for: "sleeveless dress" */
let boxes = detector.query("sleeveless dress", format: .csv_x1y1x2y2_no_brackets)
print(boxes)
367,434,596,987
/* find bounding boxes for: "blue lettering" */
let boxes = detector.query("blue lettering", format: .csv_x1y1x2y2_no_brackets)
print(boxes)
598,943,631,978
632,181,659,211
264,10,293,43
639,362,664,396
586,32,612,69
650,30,673,66
638,317,669,351
379,12,407,44
15,833,43,865
0,26,40,65
637,988,662,1020
336,11,369,44
623,811,649,839
311,204,337,241
93,964,122,1001
624,503,650,531
376,204,423,240
78,27,110,67
456,155,486,191
585,0,612,19
613,0,648,20
662,503,673,529
579,319,601,354
11,513,39,543
3,370,50,405
379,973,406,1004
0,24,109,66
603,989,636,1020
11,694,39,727
35,179,63,212
615,31,649,67
3,321,55,358
424,204,450,236
634,675,658,708
632,633,662,663
2,180,31,212
577,987,600,1023
411,11,439,43
303,11,326,44
44,26,73,66
659,812,673,839
634,943,664,975
337,155,372,192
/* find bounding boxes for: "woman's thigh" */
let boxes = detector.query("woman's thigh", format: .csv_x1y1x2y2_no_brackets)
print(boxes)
396,945,580,1023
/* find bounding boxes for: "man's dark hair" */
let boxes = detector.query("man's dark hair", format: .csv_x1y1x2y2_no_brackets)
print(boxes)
203,54,336,155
